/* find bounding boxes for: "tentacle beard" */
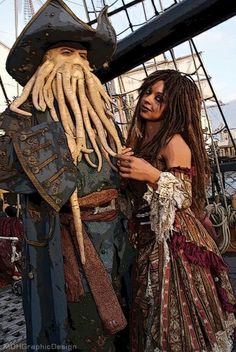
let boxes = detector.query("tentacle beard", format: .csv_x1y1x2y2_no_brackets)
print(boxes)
10,49,122,264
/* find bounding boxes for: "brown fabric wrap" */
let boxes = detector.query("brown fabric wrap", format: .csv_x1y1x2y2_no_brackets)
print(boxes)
78,189,118,208
62,188,119,221
82,227,127,335
60,188,127,335
61,224,85,301
80,209,118,222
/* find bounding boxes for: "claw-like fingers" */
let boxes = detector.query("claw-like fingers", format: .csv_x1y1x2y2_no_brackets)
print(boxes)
120,147,134,156
116,154,132,161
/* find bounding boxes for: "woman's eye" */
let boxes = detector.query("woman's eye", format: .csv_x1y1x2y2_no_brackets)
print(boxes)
145,88,151,95
155,95,163,103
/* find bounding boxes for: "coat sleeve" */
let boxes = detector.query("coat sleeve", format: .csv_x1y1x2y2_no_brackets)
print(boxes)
0,109,78,211
0,109,36,193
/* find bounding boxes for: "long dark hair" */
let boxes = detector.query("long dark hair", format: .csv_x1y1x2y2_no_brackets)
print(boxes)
127,69,210,211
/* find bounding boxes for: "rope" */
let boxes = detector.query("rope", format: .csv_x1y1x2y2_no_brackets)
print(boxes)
228,204,236,251
206,203,236,254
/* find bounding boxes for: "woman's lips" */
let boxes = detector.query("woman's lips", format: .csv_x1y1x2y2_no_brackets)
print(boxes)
141,105,151,112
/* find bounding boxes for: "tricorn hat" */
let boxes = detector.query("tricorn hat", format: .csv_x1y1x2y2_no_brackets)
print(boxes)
6,0,116,86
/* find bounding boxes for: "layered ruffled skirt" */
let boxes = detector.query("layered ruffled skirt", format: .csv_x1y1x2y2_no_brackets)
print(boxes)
130,210,236,352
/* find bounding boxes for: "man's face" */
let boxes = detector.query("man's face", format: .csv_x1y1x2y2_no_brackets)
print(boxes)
45,46,89,67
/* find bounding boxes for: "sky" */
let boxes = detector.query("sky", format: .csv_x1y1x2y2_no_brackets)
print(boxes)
0,0,236,104
194,16,236,104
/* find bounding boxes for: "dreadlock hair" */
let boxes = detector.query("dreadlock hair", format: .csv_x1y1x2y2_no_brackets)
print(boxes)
126,69,210,211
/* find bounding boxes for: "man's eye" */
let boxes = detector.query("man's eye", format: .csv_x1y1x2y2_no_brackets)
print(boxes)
80,53,87,59
61,50,73,55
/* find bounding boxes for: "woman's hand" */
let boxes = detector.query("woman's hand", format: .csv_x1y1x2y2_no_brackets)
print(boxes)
116,149,160,183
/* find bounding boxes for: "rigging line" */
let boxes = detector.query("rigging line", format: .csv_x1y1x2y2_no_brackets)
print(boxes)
209,126,226,135
150,0,159,16
0,0,7,5
141,0,147,21
66,0,85,5
117,13,156,35
158,0,178,72
90,0,98,19
0,75,10,106
108,0,120,9
168,49,178,70
113,86,139,95
188,40,229,212
122,75,142,82
121,0,133,31
14,0,19,97
88,0,146,25
132,20,153,27
82,0,90,21
205,96,215,102
142,63,148,77
29,0,35,16
117,27,131,36
158,0,165,13
117,0,149,76
189,64,202,76
143,0,162,72
190,39,236,152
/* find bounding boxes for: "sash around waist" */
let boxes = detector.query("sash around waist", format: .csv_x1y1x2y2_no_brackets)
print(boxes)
61,188,119,222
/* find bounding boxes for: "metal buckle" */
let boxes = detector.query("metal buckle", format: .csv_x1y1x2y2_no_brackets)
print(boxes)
93,199,116,214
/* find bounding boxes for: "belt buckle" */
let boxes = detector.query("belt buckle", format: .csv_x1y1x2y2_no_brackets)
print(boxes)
93,199,116,215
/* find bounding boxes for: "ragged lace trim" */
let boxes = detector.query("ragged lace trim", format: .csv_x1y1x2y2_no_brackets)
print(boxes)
213,331,233,352
145,243,170,352
212,315,236,352
143,172,191,352
145,267,155,352
143,172,186,243
145,315,236,352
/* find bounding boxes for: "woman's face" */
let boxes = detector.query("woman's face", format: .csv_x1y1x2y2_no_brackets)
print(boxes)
140,80,165,121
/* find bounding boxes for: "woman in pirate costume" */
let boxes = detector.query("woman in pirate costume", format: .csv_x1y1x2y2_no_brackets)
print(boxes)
0,0,132,350
117,70,236,351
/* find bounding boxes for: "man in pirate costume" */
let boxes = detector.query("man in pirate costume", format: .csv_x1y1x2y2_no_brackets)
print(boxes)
0,0,132,350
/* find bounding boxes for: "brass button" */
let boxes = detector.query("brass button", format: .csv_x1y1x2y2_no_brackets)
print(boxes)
28,156,37,164
0,129,6,137
32,166,39,174
28,271,34,279
42,128,48,135
52,187,58,195
43,181,50,188
20,134,27,141
23,149,31,156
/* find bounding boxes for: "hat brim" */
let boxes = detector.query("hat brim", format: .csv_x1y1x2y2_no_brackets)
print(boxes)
6,0,116,86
